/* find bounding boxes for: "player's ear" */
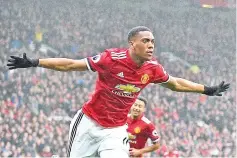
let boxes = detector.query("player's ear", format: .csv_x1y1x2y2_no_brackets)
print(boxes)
129,41,134,47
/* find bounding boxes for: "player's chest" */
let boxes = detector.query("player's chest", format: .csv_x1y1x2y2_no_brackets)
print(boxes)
127,121,147,136
102,61,153,86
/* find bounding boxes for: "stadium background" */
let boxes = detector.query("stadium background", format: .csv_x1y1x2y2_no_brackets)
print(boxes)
0,0,236,157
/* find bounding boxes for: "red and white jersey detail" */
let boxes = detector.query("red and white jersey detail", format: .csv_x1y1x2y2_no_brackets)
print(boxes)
127,115,160,149
111,51,127,59
82,48,169,127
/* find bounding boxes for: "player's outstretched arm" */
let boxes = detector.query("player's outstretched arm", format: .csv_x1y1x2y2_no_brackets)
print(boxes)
130,143,160,157
161,76,230,96
7,53,88,71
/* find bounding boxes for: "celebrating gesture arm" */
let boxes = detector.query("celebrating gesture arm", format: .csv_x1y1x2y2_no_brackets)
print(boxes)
7,53,88,71
162,76,230,96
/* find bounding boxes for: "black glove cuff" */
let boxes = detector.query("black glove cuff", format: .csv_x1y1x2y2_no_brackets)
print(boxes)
203,86,216,96
32,59,39,67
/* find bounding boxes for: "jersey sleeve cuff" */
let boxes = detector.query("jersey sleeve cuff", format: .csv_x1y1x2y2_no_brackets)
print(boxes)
84,58,95,72
161,75,170,83
157,75,170,84
152,138,160,143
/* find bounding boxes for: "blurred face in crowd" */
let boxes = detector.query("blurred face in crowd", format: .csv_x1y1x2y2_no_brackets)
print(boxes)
130,99,145,118
129,31,155,63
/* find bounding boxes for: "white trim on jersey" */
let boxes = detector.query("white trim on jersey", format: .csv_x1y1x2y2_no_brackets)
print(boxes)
111,51,127,59
141,116,151,124
146,60,158,65
84,58,92,72
152,137,160,143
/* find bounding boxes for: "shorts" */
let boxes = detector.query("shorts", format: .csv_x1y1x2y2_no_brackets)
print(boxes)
67,109,130,158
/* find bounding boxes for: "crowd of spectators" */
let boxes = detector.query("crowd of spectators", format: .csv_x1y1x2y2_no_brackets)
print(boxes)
0,0,235,157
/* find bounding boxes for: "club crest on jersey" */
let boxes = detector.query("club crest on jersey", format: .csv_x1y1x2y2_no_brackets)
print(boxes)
134,127,141,134
91,55,101,63
141,74,149,84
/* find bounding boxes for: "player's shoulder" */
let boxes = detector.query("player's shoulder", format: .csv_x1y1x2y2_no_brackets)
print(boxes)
104,48,128,60
144,57,167,74
127,114,132,120
145,57,161,66
141,116,152,124
105,48,127,53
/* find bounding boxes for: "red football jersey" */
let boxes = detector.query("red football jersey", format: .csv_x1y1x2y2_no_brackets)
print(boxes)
82,48,169,127
127,114,160,150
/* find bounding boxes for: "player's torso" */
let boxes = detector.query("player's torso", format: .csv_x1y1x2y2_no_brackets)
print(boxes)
83,48,157,127
127,116,150,149
98,49,154,98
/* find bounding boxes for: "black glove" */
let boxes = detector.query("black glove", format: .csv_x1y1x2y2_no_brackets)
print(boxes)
203,81,230,96
7,53,39,70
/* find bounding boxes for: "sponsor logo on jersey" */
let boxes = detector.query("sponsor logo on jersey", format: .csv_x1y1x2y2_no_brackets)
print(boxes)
112,84,141,98
129,140,137,144
141,74,149,84
112,90,135,98
115,84,140,93
134,127,141,134
128,133,136,140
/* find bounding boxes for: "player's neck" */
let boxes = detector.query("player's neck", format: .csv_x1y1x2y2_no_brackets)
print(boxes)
131,114,141,120
131,115,138,119
128,48,144,67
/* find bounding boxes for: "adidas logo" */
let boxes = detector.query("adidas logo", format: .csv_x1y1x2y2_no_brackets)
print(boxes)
117,72,124,78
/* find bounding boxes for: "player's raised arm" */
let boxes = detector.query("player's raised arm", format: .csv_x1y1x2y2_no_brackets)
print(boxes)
7,53,88,71
161,76,230,96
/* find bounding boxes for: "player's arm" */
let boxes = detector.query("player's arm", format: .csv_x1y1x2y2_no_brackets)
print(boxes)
161,76,230,96
152,64,230,96
162,76,204,93
38,58,88,71
7,53,89,71
130,143,159,157
139,142,160,154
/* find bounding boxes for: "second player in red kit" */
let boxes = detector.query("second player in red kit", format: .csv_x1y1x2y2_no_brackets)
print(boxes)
127,97,160,157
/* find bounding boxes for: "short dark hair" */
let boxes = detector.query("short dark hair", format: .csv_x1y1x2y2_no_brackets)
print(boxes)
127,26,152,41
137,96,148,106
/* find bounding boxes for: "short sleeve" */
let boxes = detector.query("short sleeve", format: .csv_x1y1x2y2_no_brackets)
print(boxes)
147,123,160,143
85,51,111,73
152,64,169,84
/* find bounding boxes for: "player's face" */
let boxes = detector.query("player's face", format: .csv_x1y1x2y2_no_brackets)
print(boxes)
130,99,145,117
130,31,155,61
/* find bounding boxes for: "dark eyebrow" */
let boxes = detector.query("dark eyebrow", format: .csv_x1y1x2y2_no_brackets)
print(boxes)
141,38,155,41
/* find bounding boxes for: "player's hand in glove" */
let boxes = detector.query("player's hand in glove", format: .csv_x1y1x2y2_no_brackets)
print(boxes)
203,81,230,96
7,53,39,70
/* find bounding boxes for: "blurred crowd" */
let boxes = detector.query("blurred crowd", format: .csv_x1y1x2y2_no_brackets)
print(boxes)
0,0,236,157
